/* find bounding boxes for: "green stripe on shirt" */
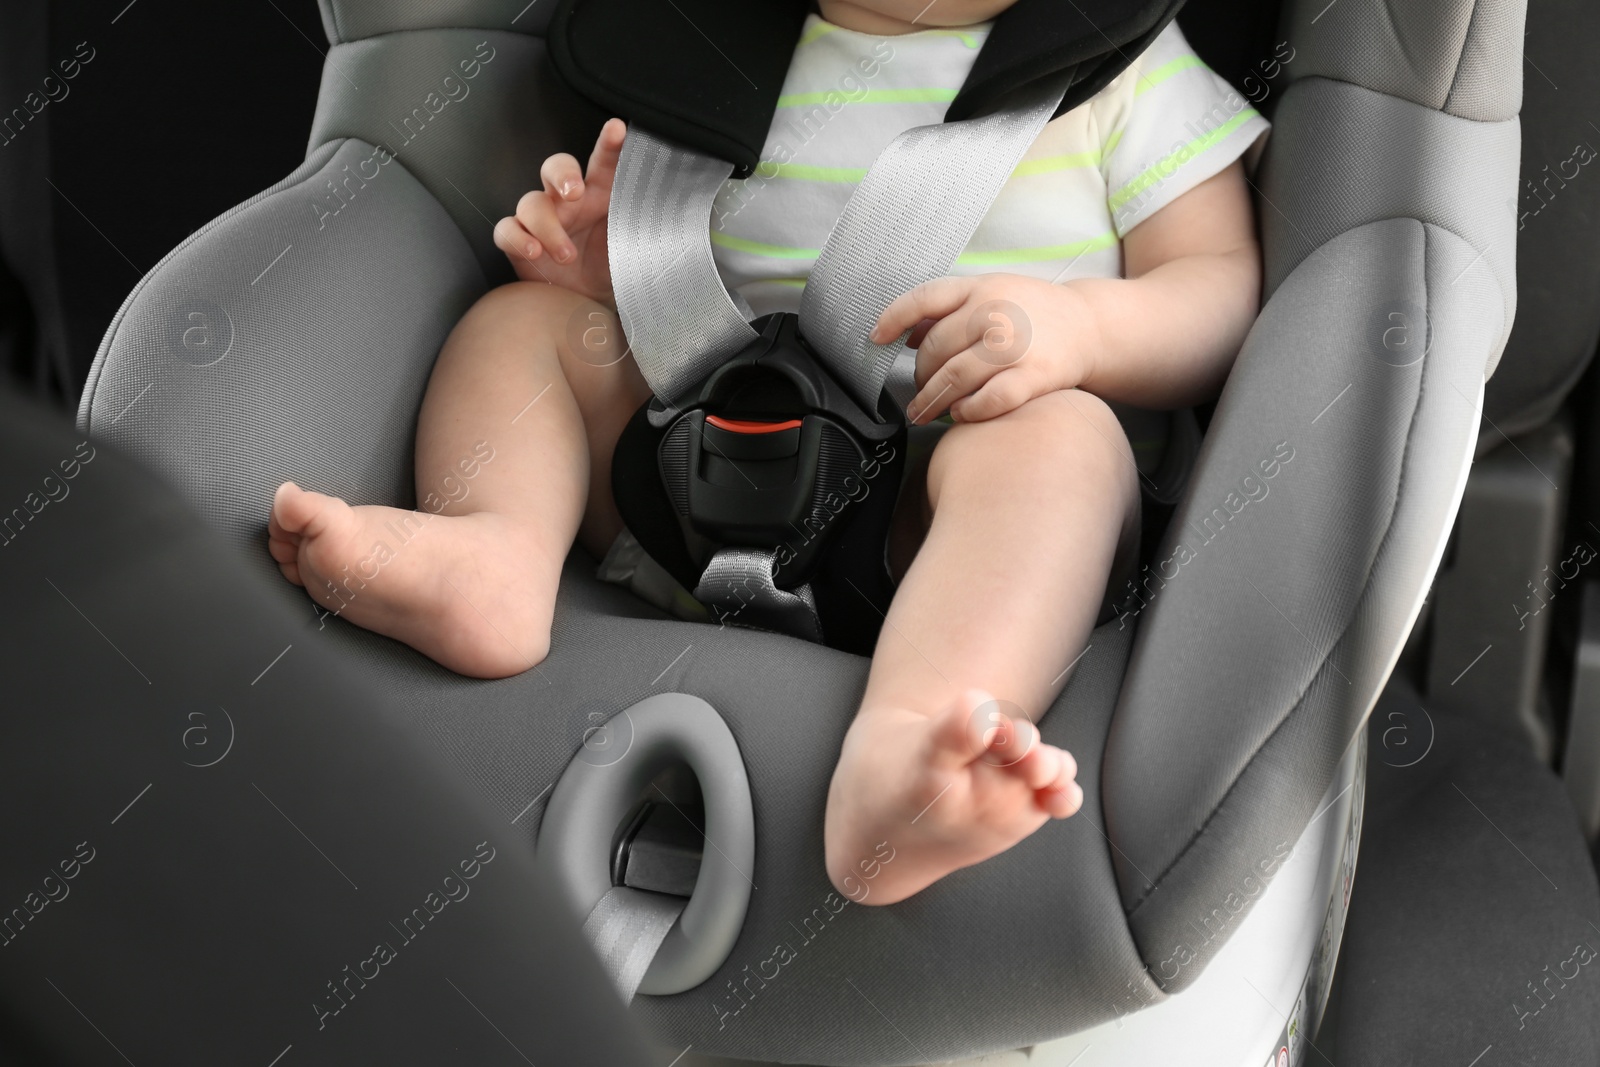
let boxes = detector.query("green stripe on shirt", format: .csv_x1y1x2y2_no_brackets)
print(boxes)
1134,54,1207,95
1012,149,1101,177
712,228,1119,268
954,230,1118,266
747,149,1099,184
1108,108,1260,213
923,28,984,48
753,161,870,183
797,21,837,46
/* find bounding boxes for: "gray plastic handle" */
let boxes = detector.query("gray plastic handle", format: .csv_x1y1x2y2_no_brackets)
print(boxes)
537,692,755,995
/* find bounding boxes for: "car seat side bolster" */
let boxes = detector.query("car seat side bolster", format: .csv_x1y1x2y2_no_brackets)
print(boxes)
78,137,487,584
1105,220,1500,992
1280,0,1524,122
306,30,603,287
78,138,346,439
1257,78,1520,371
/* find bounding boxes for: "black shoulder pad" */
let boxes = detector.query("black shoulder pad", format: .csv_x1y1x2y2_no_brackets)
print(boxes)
548,0,810,177
548,0,1184,173
949,0,1182,121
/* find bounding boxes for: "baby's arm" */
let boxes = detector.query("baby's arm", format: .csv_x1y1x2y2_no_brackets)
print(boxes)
1068,159,1260,408
874,160,1261,422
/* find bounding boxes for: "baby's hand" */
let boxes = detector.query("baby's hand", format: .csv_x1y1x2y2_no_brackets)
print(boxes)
494,117,626,306
872,274,1102,424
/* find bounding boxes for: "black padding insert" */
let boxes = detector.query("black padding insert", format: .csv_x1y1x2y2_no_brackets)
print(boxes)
612,401,704,590
548,0,1185,175
1177,0,1284,112
948,0,1178,122
548,0,810,176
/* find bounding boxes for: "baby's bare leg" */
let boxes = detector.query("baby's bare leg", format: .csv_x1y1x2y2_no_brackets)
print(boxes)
413,282,647,564
267,281,649,677
824,389,1139,903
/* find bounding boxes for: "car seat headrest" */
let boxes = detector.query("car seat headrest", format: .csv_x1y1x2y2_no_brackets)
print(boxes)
547,0,1186,177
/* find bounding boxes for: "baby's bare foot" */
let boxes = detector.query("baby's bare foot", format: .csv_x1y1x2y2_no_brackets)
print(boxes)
824,689,1082,905
267,482,556,678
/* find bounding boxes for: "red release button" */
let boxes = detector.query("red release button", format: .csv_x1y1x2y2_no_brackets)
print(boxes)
705,415,804,434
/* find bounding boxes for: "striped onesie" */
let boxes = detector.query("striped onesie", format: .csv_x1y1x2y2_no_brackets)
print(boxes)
709,15,1271,317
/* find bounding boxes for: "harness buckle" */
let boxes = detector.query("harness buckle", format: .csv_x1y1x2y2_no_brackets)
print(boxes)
655,311,900,576
613,311,907,649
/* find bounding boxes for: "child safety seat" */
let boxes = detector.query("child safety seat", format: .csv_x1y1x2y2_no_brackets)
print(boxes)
571,0,1185,651
74,0,1523,1062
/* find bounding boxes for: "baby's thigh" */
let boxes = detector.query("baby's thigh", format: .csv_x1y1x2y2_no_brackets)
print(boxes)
903,390,1139,560
447,281,649,422
938,389,1134,499
547,294,653,435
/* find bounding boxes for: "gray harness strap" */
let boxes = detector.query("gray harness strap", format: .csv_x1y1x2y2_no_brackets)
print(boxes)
693,546,823,643
604,73,1070,645
608,128,758,411
609,72,1071,414
581,885,687,1003
799,71,1074,413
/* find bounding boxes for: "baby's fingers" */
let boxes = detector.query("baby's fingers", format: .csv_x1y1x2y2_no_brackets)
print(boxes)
539,151,586,203
907,348,999,424
872,276,978,345
493,214,546,266
513,189,577,264
948,366,1036,423
584,117,627,190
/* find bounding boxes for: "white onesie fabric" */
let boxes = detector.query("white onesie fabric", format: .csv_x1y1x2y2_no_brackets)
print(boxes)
709,15,1271,317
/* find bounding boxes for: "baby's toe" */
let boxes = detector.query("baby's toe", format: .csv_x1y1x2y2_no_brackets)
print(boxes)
275,558,303,587
271,481,347,541
1037,766,1084,819
983,713,1040,771
1011,741,1062,790
267,530,298,564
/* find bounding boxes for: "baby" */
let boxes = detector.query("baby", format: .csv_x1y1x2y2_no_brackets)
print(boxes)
268,0,1267,904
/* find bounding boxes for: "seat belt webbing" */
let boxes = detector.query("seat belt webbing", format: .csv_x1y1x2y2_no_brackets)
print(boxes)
693,546,823,643
608,70,1070,415
581,885,686,1003
608,129,759,409
799,70,1073,413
